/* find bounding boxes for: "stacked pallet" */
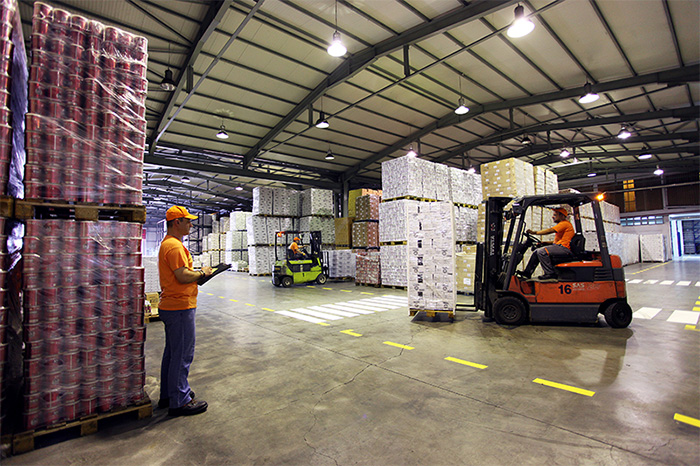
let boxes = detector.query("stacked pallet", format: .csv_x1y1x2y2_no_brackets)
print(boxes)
323,249,355,278
17,4,148,433
224,211,250,271
348,188,381,217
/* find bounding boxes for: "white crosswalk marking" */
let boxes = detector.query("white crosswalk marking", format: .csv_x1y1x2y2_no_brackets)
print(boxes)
676,281,691,286
336,301,388,312
659,280,674,285
634,307,662,319
628,279,642,284
696,282,700,287
290,308,343,320
276,311,326,324
321,304,374,315
347,299,395,309
644,280,658,284
667,311,700,325
308,306,359,317
377,295,407,302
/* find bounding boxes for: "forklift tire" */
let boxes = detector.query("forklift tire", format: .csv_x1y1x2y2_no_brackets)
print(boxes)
316,273,327,285
493,296,528,326
281,276,293,288
604,301,632,328
272,276,281,287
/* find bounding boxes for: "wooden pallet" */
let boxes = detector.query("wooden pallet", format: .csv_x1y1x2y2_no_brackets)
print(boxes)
14,199,146,223
380,241,407,246
409,309,455,320
382,284,407,290
355,282,381,287
10,397,152,455
0,195,13,218
145,311,160,323
381,195,439,203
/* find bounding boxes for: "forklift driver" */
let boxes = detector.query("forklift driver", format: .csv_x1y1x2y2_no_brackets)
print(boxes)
517,207,575,280
288,237,307,260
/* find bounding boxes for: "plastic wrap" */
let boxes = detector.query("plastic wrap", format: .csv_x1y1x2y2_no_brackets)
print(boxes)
355,194,380,221
301,188,333,216
334,217,352,246
26,3,147,205
355,250,380,285
351,221,379,248
380,244,407,287
324,249,355,278
21,219,145,430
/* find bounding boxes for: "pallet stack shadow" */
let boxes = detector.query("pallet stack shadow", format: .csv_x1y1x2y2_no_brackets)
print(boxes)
18,3,148,433
381,156,481,299
353,193,380,285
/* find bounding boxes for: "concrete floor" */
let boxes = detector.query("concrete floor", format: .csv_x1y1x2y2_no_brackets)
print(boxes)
5,258,700,465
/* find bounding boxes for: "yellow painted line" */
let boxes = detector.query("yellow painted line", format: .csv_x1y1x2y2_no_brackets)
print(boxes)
218,296,225,299
340,329,362,337
322,287,333,290
383,341,414,350
340,290,352,293
629,262,667,275
229,299,238,302
244,303,255,307
262,308,276,312
445,357,487,370
674,413,700,428
693,307,700,312
360,292,374,295
206,293,214,296
307,285,315,288
685,325,699,331
317,322,331,326
533,378,595,397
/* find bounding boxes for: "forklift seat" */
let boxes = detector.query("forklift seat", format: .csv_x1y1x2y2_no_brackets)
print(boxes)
569,233,586,258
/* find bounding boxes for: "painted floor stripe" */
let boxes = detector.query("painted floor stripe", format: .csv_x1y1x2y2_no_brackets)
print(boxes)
674,413,700,428
379,295,408,301
290,308,344,320
335,302,386,312
206,293,214,296
360,292,374,295
676,281,691,286
634,307,662,319
262,308,275,312
347,300,395,310
322,287,333,290
628,279,642,284
356,299,403,308
533,378,595,397
685,325,698,331
445,357,487,369
370,298,407,306
644,280,658,284
230,299,239,302
667,310,700,325
340,290,353,293
276,311,326,324
309,306,359,317
340,329,362,337
383,341,414,350
218,296,226,299
660,280,674,285
322,304,374,315
693,307,700,312
696,282,700,287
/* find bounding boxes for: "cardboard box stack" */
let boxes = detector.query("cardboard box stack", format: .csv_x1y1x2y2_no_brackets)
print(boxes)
352,222,379,248
355,250,380,285
380,245,407,287
379,199,419,243
449,166,482,206
640,234,668,262
583,231,640,266
144,256,159,293
407,202,456,311
324,249,355,278
456,244,478,294
348,188,381,217
334,217,353,248
454,206,478,243
300,215,334,245
225,211,250,270
301,188,333,216
381,156,432,200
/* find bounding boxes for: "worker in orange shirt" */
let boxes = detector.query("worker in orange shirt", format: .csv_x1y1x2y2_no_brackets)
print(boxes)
518,207,575,280
158,206,213,416
288,236,307,260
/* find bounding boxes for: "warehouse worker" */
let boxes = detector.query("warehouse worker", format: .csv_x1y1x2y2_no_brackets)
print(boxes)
158,206,213,416
288,236,307,260
518,207,575,280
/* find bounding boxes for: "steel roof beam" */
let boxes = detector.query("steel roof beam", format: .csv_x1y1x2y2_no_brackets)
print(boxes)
242,0,517,169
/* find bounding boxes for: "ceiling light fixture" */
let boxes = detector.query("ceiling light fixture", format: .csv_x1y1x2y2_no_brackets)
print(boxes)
578,82,599,104
315,112,330,129
467,166,476,174
235,186,243,191
160,69,176,91
521,135,532,145
560,148,570,157
587,172,597,177
654,166,664,176
454,73,469,115
638,153,653,160
327,1,346,57
406,145,417,157
181,176,190,183
216,123,229,139
617,125,632,139
325,149,335,160
507,5,535,38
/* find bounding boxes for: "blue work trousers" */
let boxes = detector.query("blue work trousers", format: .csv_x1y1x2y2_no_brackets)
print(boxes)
159,308,196,409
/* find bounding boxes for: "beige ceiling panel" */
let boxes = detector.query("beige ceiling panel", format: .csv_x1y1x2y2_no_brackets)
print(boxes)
411,33,464,67
669,1,700,64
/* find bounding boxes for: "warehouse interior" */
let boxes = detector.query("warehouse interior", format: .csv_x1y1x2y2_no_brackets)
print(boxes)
1,0,699,465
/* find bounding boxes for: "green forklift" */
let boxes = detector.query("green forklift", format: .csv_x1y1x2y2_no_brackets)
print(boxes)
272,230,328,287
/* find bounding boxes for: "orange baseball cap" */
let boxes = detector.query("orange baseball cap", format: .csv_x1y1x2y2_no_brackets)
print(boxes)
552,207,568,216
166,205,198,221
293,237,301,242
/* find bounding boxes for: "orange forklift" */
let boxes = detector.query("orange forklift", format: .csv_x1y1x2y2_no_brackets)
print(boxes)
472,193,632,328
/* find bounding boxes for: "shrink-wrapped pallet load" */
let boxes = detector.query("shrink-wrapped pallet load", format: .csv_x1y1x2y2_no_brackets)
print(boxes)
334,217,353,247
324,249,356,278
379,199,418,243
380,245,408,287
355,194,380,221
355,250,381,285
348,189,381,217
640,234,668,262
480,158,535,198
301,188,334,216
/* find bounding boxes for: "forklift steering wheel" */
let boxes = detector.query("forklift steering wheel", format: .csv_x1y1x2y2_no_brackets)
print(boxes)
523,232,543,249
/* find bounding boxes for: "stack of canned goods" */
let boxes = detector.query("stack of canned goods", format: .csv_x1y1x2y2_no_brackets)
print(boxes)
25,2,147,205
0,0,19,196
0,216,6,433
22,219,146,430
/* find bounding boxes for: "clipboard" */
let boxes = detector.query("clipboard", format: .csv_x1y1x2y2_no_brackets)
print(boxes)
197,262,231,286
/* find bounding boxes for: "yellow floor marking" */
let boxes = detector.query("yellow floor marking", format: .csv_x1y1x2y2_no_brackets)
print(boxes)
685,325,699,331
206,293,214,296
629,262,668,275
229,299,238,302
244,303,255,307
340,290,352,292
218,296,225,299
322,287,333,290
262,308,275,312
674,413,700,428
383,341,414,350
341,329,362,337
445,357,487,369
533,378,595,397
693,307,700,312
307,285,316,288
317,322,330,326
360,292,374,295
